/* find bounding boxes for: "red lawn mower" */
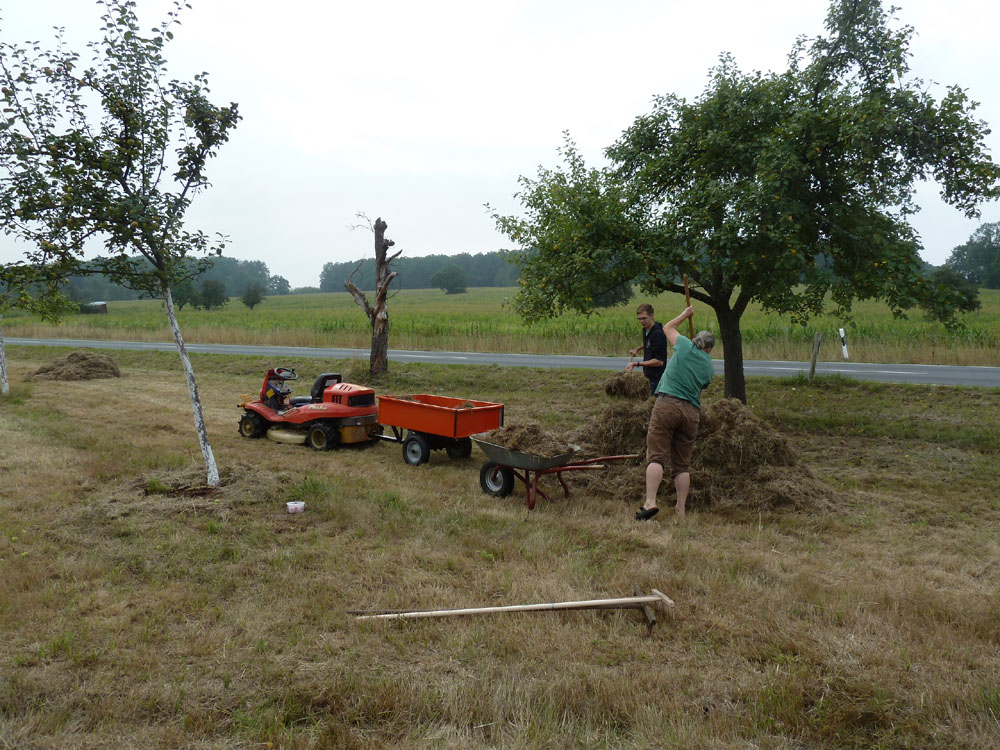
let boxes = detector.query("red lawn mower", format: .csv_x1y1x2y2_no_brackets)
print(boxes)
237,367,378,450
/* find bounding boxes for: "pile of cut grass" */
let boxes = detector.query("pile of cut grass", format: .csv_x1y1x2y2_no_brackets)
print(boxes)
572,397,834,512
28,350,121,381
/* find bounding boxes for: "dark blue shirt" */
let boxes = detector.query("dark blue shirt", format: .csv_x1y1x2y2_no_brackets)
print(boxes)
643,322,668,385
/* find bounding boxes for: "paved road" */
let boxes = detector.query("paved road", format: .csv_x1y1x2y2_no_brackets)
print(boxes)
7,337,999,388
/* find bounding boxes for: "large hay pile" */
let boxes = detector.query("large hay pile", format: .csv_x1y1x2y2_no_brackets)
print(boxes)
571,397,833,512
482,422,574,457
603,371,650,400
29,351,121,381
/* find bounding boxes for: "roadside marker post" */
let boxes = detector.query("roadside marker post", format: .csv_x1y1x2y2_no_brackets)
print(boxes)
839,328,849,360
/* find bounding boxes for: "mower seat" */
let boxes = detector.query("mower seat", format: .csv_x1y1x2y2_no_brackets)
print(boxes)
309,373,342,402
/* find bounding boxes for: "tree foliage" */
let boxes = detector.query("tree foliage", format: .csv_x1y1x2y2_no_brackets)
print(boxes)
320,250,520,292
0,0,240,484
946,222,1000,288
197,278,228,310
493,0,1000,402
240,281,266,309
919,266,980,322
430,264,468,294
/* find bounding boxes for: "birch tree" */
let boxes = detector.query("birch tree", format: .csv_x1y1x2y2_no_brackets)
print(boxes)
0,0,240,485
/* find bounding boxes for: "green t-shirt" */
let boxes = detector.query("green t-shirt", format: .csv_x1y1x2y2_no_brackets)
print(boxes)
655,335,714,409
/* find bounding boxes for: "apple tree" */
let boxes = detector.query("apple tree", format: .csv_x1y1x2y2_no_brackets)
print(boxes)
494,0,1000,403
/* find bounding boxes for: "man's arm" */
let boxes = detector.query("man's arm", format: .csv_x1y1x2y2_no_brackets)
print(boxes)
663,306,694,347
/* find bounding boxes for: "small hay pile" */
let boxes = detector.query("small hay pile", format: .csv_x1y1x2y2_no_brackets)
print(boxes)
29,351,120,381
482,422,574,457
603,371,650,400
571,397,833,512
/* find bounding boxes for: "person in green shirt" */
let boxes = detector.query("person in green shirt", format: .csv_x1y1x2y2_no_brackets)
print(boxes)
636,306,715,521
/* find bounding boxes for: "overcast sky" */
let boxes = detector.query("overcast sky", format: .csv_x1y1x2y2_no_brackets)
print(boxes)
2,0,998,288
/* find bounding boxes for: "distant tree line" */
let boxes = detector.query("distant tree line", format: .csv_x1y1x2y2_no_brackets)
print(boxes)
320,250,520,292
60,256,291,303
53,250,520,303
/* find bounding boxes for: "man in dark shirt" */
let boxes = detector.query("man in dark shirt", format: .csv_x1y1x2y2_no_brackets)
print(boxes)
626,303,667,395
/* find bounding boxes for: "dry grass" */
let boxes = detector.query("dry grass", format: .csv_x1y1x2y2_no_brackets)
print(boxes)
1,347,999,748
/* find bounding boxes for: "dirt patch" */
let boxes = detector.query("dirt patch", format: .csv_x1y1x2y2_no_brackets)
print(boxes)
570,398,834,512
85,462,290,524
603,372,650,400
29,351,121,381
482,422,574,457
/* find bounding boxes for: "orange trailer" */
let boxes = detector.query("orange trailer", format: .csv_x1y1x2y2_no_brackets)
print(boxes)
378,394,504,465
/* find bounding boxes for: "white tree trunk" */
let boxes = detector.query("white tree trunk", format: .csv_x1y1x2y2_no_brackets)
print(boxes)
0,315,9,396
163,286,220,487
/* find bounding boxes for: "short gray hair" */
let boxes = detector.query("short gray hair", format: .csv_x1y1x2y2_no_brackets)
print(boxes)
692,331,715,351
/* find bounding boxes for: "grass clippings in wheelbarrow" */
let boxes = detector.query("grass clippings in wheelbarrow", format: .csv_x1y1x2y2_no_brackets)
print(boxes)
570,398,835,513
483,422,574,457
603,371,650,400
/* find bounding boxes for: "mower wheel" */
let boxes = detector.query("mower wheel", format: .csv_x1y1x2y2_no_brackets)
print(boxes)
479,461,514,497
402,433,431,465
445,437,473,459
308,422,339,451
239,413,266,438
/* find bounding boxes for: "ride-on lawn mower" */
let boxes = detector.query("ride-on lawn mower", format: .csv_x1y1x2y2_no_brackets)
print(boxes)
238,367,378,450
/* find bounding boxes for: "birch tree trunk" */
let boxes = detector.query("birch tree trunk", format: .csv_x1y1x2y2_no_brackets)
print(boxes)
0,316,9,396
163,285,220,487
345,217,400,377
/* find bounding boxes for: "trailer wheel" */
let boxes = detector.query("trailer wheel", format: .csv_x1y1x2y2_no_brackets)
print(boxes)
480,461,514,497
445,437,473,459
308,422,339,451
239,413,265,438
402,433,431,465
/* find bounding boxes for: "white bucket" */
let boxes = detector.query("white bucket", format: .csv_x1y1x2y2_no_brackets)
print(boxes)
286,501,305,514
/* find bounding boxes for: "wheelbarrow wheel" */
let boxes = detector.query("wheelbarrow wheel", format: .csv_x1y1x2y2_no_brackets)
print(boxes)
480,461,514,497
445,437,473,459
403,433,431,465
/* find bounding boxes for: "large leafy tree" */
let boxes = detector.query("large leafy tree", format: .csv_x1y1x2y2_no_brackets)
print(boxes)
0,0,240,485
430,263,467,294
946,222,1000,288
495,0,1000,403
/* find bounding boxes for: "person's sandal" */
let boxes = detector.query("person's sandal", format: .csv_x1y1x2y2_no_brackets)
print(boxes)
635,507,659,521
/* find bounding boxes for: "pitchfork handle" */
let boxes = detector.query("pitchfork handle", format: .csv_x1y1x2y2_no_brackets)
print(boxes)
683,275,694,338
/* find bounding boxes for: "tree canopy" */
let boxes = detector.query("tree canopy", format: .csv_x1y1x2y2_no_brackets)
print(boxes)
430,264,468,294
946,222,1000,288
494,0,1000,403
1,0,240,484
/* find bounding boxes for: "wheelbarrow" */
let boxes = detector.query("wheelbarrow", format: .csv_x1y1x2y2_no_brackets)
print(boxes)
472,437,640,511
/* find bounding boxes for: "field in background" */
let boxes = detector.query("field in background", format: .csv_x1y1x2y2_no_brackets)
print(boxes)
1,347,998,747
4,286,1000,365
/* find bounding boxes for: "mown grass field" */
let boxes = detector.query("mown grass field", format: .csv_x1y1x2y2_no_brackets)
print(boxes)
3,286,999,365
1,346,999,748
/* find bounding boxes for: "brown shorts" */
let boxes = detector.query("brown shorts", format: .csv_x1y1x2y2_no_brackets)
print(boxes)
645,395,700,477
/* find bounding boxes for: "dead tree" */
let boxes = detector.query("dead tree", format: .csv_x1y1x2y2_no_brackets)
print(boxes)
345,217,400,376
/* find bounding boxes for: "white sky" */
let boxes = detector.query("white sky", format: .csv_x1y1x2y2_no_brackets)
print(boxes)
1,0,998,288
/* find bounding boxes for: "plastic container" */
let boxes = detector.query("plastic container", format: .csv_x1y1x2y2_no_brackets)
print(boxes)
286,501,305,513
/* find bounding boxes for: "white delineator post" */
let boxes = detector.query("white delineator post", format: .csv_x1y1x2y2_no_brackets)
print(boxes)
839,328,849,360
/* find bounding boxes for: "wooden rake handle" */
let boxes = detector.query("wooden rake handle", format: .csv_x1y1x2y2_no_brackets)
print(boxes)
683,275,694,338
